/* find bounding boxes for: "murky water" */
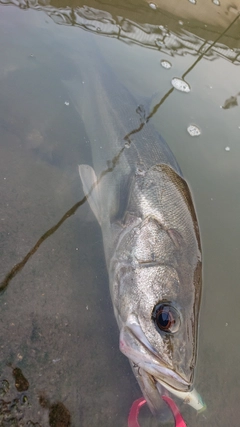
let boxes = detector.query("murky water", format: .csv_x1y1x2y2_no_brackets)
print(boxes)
0,0,240,426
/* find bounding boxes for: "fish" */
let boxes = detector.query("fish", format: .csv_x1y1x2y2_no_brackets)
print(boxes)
65,37,203,420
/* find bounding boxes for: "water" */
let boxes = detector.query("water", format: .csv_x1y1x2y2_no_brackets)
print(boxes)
0,1,240,426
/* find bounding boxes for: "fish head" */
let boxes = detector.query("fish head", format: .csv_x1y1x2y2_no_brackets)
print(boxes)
111,208,202,415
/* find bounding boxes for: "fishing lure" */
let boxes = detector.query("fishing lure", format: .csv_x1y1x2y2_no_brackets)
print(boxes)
128,396,187,427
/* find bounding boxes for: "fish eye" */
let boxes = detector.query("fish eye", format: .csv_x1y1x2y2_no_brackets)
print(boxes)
152,303,180,334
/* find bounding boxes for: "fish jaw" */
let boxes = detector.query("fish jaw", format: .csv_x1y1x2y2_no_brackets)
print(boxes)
119,321,190,392
111,257,200,392
119,323,204,415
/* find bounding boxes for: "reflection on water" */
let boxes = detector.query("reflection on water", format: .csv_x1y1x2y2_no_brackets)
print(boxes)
0,0,240,426
1,0,240,63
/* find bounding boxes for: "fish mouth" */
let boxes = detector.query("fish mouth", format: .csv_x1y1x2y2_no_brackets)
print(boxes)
119,315,191,393
119,317,205,416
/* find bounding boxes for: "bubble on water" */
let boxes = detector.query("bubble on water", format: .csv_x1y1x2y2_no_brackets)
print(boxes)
149,2,157,9
213,0,220,5
225,146,230,151
161,60,172,69
187,125,201,136
189,0,196,4
155,38,163,47
171,78,191,93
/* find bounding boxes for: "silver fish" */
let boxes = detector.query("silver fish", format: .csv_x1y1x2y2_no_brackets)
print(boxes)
65,42,203,419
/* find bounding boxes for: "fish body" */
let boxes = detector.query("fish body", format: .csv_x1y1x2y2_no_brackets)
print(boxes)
66,40,203,418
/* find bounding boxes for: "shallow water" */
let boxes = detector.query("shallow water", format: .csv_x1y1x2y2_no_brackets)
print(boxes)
0,0,240,426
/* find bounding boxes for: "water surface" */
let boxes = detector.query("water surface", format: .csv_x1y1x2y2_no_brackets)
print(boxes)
0,1,240,426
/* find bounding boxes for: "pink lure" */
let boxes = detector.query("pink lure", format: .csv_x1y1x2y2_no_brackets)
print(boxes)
128,395,187,427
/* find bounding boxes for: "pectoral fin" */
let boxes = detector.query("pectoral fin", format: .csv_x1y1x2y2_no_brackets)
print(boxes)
78,165,102,225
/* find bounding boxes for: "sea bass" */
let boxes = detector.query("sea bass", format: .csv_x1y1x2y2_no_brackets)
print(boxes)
65,39,203,419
